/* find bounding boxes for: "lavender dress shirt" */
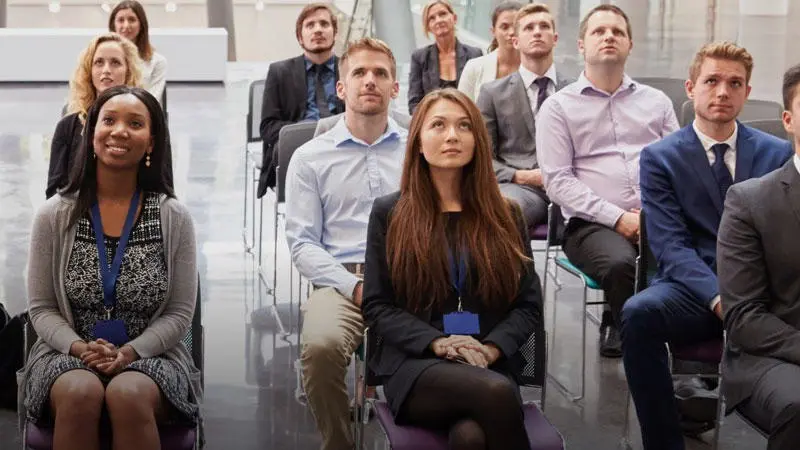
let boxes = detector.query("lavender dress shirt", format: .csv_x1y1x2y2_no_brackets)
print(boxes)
536,72,679,228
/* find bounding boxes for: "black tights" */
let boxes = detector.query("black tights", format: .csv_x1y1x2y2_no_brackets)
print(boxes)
399,362,531,450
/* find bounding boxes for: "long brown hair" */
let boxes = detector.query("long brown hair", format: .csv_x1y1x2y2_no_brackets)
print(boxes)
109,0,154,61
386,88,529,313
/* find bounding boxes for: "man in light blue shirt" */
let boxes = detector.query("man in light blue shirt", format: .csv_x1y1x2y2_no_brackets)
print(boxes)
284,37,405,450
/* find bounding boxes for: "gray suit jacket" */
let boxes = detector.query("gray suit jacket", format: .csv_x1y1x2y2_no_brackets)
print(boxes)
313,110,412,137
718,160,800,411
408,40,483,114
477,70,573,184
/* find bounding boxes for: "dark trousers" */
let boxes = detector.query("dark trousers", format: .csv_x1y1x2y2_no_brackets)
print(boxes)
738,362,800,450
620,281,723,450
562,218,637,326
399,363,531,450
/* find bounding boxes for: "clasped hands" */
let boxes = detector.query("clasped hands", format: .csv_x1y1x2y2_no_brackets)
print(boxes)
430,335,501,369
73,339,136,376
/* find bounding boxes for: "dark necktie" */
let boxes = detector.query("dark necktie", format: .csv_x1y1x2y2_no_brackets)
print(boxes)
314,64,332,118
533,77,551,112
711,143,733,200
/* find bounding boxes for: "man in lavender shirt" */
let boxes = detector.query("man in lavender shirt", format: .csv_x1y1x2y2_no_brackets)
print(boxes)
536,4,679,357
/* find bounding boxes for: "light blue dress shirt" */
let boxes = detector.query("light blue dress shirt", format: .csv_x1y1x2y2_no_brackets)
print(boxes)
285,117,407,299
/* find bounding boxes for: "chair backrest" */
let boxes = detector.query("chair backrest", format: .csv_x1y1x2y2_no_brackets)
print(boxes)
743,118,788,140
681,99,783,126
276,121,318,203
546,203,565,246
247,79,266,144
636,77,687,120
635,210,657,294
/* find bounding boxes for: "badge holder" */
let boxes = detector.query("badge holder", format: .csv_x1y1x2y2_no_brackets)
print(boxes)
443,249,480,336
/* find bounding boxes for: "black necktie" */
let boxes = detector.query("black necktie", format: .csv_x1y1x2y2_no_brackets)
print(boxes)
711,143,733,200
314,64,332,118
533,77,551,112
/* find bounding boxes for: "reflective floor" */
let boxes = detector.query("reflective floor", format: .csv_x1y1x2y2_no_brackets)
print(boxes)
1,0,797,446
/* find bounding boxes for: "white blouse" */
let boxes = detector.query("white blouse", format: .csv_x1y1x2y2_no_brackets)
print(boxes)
457,50,499,102
141,51,167,104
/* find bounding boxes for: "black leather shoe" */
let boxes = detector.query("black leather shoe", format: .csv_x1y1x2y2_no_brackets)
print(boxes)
599,324,622,358
674,377,719,423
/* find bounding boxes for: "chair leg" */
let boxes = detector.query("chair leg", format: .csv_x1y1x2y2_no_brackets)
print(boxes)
620,389,634,449
243,147,251,252
547,274,587,402
271,202,279,298
579,284,588,401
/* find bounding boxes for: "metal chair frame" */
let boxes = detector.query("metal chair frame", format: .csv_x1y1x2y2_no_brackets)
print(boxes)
543,204,606,402
243,79,266,256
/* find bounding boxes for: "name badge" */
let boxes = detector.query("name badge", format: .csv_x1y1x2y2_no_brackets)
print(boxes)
93,320,130,347
443,311,480,335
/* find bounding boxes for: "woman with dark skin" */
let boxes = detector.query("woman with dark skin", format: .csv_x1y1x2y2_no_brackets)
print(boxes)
363,89,542,449
23,86,199,450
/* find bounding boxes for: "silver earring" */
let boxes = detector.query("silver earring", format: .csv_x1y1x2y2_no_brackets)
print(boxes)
145,154,151,167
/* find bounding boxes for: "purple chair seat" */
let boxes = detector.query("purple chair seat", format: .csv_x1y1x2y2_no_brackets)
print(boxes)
375,401,563,450
26,422,196,450
529,224,548,241
671,339,723,364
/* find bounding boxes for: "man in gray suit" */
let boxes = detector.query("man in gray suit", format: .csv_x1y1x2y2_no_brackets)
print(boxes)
477,3,571,227
717,64,800,450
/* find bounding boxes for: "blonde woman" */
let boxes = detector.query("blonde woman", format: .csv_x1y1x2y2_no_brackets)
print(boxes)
109,0,167,102
46,33,141,199
457,1,522,102
408,0,482,114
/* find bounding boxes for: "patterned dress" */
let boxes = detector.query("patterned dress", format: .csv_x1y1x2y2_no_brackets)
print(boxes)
25,192,198,426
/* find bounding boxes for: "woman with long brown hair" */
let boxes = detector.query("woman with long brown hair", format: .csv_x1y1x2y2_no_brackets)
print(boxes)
362,88,542,449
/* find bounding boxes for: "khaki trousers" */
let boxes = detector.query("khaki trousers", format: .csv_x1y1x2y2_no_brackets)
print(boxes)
300,286,364,450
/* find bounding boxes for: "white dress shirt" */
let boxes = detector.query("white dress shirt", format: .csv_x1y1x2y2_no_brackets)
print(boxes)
693,120,738,178
794,154,800,175
692,120,738,313
517,63,557,117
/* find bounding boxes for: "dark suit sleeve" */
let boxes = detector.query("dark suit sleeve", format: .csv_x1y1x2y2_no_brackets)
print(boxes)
476,85,515,183
482,203,543,358
718,185,800,366
362,197,447,356
407,50,425,115
640,146,718,306
259,63,297,150
46,115,77,199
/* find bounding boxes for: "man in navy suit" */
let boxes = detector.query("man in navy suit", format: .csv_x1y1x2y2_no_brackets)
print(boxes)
620,42,793,450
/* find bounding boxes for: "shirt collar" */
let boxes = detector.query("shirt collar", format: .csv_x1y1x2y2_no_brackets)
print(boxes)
692,120,738,152
304,55,336,72
518,63,558,88
576,71,636,96
793,154,800,176
330,114,403,148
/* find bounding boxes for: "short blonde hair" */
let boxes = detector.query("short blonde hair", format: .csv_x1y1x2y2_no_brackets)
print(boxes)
422,0,456,38
689,41,754,84
68,33,142,120
339,37,397,79
514,3,554,33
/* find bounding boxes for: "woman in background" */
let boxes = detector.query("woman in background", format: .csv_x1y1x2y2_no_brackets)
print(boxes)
363,89,542,449
47,33,142,198
457,1,522,102
109,0,168,103
407,0,482,114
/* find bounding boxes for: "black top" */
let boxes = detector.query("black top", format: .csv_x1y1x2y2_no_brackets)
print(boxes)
47,112,83,199
439,79,458,89
362,192,543,414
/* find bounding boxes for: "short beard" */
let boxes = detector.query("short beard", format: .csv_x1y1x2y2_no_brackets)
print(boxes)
302,42,335,55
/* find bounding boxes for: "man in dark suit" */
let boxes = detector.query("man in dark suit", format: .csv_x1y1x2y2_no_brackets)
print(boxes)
477,3,571,228
257,3,345,197
621,43,792,450
717,63,800,450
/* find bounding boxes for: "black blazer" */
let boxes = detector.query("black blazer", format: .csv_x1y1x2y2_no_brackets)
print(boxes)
362,192,543,383
257,55,345,196
47,112,83,199
407,40,483,114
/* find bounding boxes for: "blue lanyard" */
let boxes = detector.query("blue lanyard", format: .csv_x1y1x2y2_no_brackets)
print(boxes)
90,190,141,319
447,248,467,311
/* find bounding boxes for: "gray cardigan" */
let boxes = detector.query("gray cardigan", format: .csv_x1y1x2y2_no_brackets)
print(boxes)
17,193,201,420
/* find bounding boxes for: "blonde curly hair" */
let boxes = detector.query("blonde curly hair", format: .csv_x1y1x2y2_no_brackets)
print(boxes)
67,33,142,120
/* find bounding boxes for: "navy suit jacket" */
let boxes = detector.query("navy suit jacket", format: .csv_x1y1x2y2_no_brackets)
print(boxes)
640,123,792,307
